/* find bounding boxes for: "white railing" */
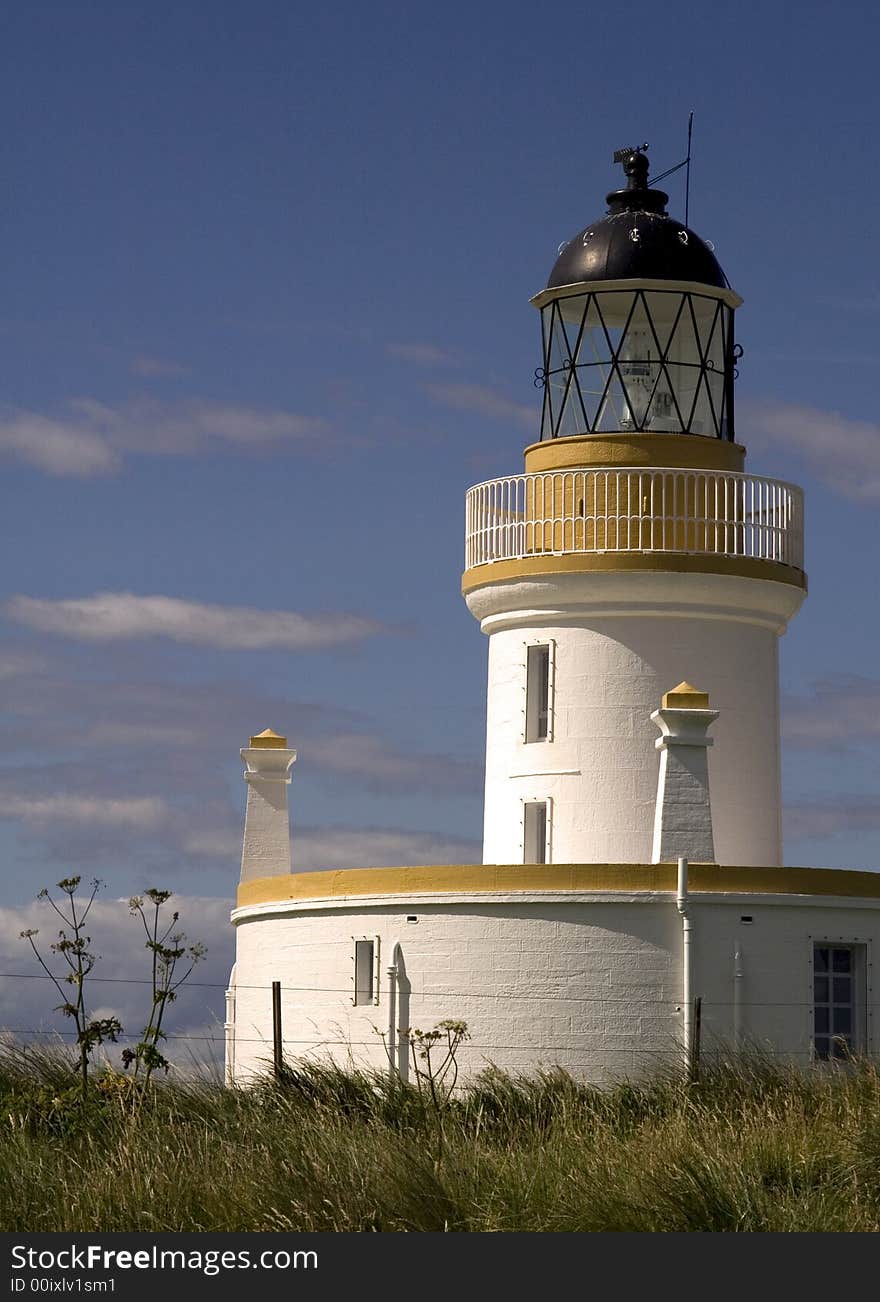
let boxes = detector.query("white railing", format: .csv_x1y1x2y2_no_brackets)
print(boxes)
465,468,804,571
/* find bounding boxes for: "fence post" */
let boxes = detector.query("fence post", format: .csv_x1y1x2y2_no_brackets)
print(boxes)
272,980,283,1080
690,995,702,1082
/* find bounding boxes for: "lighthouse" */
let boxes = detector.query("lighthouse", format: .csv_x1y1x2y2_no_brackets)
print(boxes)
228,147,880,1086
463,146,805,868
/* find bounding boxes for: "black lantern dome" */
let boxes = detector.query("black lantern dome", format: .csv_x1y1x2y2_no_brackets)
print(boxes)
548,148,728,290
533,147,741,443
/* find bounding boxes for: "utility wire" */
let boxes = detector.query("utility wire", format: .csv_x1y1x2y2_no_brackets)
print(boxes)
0,971,830,1009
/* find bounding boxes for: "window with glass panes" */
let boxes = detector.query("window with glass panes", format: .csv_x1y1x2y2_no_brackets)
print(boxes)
813,943,864,1060
525,644,551,743
523,801,549,865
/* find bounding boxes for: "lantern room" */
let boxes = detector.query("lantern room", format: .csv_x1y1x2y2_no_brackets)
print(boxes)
532,147,741,442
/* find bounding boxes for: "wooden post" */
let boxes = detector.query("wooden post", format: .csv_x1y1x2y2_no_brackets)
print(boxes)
690,995,702,1082
272,980,283,1080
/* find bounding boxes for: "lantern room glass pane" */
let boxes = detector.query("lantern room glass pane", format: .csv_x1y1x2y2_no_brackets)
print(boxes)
540,289,734,440
568,297,609,431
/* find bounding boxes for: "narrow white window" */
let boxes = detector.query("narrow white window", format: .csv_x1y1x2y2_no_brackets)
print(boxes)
525,643,552,742
524,800,550,865
813,942,865,1060
353,937,380,1006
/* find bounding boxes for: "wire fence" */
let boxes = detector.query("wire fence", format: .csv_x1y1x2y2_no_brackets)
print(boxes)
0,970,823,1008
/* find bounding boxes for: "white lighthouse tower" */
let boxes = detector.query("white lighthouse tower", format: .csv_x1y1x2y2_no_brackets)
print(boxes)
463,146,805,868
228,146,880,1086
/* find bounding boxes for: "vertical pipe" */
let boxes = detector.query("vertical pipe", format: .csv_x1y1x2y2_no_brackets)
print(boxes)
224,981,235,1088
733,942,744,1050
677,856,692,1076
272,980,282,1081
387,961,398,1080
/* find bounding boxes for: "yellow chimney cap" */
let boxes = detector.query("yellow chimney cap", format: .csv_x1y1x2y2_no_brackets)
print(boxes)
249,728,288,748
662,681,710,709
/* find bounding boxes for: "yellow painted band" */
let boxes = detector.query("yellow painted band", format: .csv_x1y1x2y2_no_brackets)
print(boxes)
461,552,807,594
522,434,746,475
237,863,880,908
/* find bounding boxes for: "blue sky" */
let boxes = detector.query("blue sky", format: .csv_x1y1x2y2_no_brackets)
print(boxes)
2,0,880,1049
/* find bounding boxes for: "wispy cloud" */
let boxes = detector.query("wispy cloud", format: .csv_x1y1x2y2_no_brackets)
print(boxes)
0,411,120,476
425,382,536,430
1,794,168,830
6,592,397,651
0,656,361,757
69,397,323,453
289,825,482,872
386,342,458,367
184,824,481,872
0,397,333,478
0,650,47,679
306,733,481,794
0,638,480,887
744,399,880,501
129,355,191,378
0,895,233,1067
783,676,880,748
785,798,880,842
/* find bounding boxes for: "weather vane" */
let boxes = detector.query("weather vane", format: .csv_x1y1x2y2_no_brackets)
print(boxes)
612,143,649,163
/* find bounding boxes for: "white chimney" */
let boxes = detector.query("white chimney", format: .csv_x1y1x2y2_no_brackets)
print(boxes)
651,682,718,864
239,728,296,882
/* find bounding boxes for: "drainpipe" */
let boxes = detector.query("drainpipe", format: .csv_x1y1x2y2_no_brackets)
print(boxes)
677,856,692,1075
224,964,236,1088
733,943,744,1051
386,957,398,1080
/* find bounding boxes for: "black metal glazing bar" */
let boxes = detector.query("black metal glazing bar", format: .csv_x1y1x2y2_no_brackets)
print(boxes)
698,299,725,438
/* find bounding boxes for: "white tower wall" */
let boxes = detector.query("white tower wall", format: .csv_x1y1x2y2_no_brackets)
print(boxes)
471,570,804,867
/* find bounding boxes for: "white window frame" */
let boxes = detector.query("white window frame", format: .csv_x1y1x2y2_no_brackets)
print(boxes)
352,935,381,1006
809,936,870,1061
522,797,552,865
524,639,555,743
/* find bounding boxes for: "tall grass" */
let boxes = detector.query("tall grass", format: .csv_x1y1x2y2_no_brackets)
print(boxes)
1,1042,878,1231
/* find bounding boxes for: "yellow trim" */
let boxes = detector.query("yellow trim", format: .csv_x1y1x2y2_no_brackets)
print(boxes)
662,682,710,709
529,278,743,312
523,434,745,475
237,862,880,908
461,552,807,594
249,728,287,748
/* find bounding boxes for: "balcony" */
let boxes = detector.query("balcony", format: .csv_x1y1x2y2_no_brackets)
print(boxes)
464,468,804,573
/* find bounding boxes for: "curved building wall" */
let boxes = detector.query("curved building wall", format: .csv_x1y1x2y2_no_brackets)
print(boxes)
229,876,880,1086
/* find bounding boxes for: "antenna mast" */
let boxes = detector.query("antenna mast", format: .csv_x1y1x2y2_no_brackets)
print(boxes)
685,111,694,227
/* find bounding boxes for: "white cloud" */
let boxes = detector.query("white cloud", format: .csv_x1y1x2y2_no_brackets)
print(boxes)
6,592,396,650
0,651,46,679
0,397,331,478
183,824,481,871
68,396,323,454
783,676,880,748
129,355,191,378
306,733,481,793
425,382,536,429
1,795,168,830
0,894,233,1070
785,799,880,842
291,826,481,871
744,399,880,501
0,411,120,476
386,342,458,367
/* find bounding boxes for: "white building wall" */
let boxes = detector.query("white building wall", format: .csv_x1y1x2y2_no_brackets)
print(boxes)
230,892,880,1085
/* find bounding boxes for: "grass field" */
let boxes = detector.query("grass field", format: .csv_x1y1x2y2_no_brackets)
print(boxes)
2,1043,879,1232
